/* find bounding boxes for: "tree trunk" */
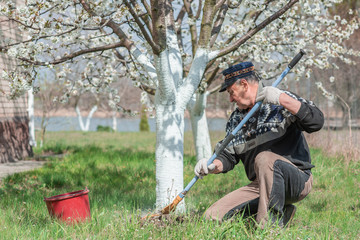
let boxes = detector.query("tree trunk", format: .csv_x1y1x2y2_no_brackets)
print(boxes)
151,46,215,211
153,40,186,211
75,105,98,131
112,111,117,132
40,110,47,148
188,92,212,161
27,88,36,147
155,102,185,212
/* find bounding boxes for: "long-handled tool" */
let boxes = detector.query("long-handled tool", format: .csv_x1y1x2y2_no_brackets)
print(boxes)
143,49,306,220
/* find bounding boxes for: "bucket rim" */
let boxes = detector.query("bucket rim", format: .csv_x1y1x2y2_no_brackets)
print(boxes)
44,187,89,202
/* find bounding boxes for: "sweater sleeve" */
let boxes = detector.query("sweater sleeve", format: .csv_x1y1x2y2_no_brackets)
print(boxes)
283,91,324,133
294,101,324,133
216,148,239,173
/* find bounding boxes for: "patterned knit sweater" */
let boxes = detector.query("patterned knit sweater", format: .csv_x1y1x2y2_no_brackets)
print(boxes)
216,91,324,181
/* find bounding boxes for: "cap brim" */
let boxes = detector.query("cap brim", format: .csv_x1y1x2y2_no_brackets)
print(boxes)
219,78,237,92
219,71,255,92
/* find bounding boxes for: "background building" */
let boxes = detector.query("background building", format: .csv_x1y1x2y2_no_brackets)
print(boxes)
0,0,32,163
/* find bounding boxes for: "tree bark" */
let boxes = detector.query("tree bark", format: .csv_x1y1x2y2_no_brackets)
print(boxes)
188,92,212,161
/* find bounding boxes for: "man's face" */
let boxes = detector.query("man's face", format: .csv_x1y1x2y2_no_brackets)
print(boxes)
226,79,253,110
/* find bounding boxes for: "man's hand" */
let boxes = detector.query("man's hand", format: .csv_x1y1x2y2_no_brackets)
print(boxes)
194,158,216,179
256,86,283,105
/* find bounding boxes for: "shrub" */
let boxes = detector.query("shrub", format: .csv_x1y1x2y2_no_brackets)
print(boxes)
96,125,113,132
139,105,150,132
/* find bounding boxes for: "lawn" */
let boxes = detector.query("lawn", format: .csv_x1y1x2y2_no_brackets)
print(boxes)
0,131,359,239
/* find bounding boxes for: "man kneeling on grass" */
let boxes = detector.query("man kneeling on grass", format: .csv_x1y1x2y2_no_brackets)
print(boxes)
194,62,324,228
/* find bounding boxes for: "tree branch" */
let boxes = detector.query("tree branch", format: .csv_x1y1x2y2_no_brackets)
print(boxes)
17,42,125,66
184,0,199,56
195,0,203,19
209,2,228,47
0,27,78,52
208,83,221,94
79,0,140,52
40,3,60,15
215,0,299,59
2,17,40,31
124,0,160,54
198,0,217,47
204,63,220,86
176,5,187,24
140,83,156,95
139,0,153,33
141,0,152,16
251,0,275,24
150,0,167,53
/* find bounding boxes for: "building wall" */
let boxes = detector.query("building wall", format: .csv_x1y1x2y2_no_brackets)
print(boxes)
0,0,33,163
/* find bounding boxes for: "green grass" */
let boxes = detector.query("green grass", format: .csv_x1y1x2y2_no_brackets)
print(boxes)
1,131,360,239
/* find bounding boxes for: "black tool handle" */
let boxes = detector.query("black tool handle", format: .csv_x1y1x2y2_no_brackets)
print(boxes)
214,134,235,156
288,49,306,69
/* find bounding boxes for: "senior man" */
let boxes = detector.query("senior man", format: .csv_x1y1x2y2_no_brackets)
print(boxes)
195,62,324,228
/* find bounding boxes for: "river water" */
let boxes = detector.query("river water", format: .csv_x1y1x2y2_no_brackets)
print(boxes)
35,116,227,132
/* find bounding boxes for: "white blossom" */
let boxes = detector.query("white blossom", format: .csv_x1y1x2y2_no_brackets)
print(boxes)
315,82,335,101
0,0,358,108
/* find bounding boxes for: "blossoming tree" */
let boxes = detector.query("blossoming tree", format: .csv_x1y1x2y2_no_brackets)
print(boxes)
0,0,359,211
186,2,360,166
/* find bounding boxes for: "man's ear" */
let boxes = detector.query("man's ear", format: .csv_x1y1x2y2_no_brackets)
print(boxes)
240,79,248,90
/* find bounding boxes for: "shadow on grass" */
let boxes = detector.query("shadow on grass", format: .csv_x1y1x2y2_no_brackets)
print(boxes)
309,200,328,213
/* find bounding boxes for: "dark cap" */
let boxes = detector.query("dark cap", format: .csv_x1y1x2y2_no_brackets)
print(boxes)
219,62,255,92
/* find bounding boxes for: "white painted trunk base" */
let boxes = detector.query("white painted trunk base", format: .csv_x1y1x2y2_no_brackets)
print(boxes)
28,88,36,147
112,111,117,132
155,104,185,212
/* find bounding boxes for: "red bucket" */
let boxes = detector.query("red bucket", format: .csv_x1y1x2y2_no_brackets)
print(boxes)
44,188,91,223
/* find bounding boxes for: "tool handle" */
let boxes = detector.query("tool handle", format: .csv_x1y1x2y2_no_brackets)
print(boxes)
288,49,306,69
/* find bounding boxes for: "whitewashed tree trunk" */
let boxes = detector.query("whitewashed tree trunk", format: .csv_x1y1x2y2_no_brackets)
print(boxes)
112,111,117,132
155,102,185,211
75,105,97,132
27,88,36,147
128,16,218,210
188,92,212,161
153,32,186,210
153,47,217,211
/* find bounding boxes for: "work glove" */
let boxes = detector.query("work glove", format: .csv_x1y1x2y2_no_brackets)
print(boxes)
256,86,283,105
194,158,216,179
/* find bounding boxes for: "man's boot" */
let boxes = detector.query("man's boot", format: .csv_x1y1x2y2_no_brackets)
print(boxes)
282,204,297,228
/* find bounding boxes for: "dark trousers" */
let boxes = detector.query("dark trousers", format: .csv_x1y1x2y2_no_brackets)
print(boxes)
204,151,313,228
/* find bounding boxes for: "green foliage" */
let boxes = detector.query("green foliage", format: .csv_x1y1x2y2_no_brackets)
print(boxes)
1,132,359,239
139,105,150,132
96,125,113,132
